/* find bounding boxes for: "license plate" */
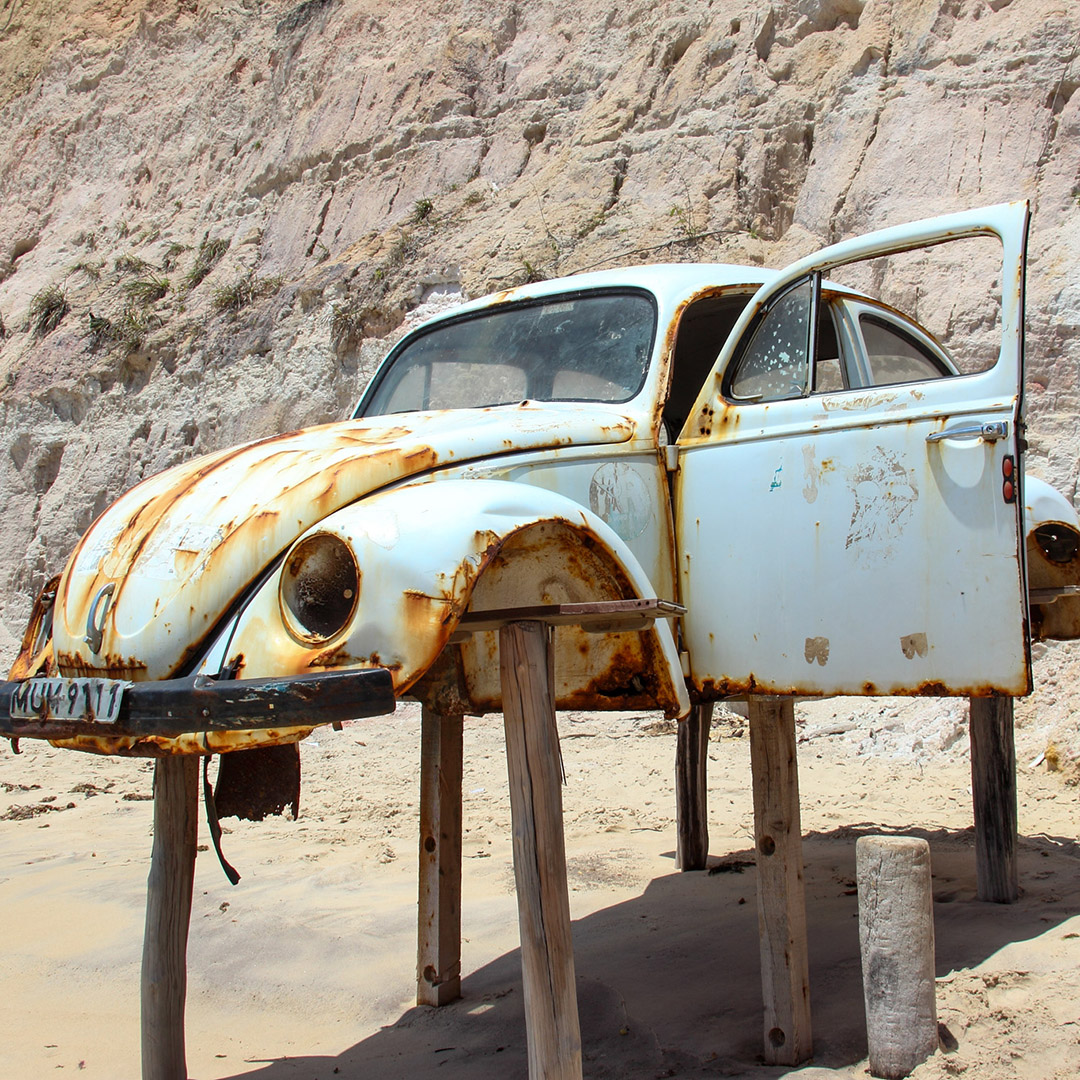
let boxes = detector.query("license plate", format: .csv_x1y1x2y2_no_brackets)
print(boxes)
9,677,128,724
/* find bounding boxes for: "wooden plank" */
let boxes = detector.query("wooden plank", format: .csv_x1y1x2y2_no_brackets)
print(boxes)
141,755,199,1080
676,701,712,871
969,696,1019,903
452,597,684,635
417,706,464,1006
748,696,812,1066
500,620,583,1080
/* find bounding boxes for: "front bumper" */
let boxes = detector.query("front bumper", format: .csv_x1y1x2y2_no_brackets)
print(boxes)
0,668,396,744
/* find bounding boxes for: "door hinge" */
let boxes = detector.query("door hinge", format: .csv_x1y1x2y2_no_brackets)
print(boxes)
665,444,679,472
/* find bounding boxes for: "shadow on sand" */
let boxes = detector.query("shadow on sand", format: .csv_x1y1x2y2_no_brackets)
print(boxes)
221,825,1080,1080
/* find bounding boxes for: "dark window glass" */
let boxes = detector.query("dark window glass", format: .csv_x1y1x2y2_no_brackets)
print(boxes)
363,292,655,415
861,315,949,386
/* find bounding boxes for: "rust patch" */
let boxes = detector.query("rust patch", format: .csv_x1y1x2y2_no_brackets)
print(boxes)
575,642,651,701
403,445,439,471
692,675,821,701
692,671,1025,700
410,647,472,716
307,643,352,669
909,681,949,696
402,588,456,629
8,575,59,680
54,651,148,679
173,548,201,574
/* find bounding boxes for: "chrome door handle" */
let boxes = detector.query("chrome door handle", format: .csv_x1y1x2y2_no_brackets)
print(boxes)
926,421,1009,444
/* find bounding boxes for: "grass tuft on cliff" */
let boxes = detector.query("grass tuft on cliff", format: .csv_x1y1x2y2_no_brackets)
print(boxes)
123,275,170,306
184,237,230,289
212,273,282,315
28,285,69,336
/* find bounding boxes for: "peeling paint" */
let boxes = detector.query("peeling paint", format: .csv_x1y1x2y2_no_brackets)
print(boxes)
843,446,919,563
900,633,929,659
588,462,651,539
802,444,819,504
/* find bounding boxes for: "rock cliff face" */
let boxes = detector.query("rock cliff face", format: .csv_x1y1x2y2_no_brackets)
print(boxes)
1,0,1079,650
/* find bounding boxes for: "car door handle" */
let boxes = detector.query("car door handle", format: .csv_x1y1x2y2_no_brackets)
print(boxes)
926,421,1009,444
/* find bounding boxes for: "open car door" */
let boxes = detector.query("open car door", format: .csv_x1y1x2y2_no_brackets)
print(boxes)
676,202,1031,698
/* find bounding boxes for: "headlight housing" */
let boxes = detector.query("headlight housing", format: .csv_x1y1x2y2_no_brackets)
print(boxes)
1033,522,1080,565
280,533,360,643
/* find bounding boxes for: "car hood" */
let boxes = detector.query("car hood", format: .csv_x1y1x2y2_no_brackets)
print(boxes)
53,403,637,680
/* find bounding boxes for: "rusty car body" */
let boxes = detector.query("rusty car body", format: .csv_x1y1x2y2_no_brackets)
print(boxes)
4,200,1079,756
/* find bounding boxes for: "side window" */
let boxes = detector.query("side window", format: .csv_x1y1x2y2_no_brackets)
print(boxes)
727,278,846,401
813,301,845,392
860,315,950,386
730,280,813,401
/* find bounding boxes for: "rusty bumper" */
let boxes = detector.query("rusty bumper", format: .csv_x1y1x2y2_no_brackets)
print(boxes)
0,668,396,742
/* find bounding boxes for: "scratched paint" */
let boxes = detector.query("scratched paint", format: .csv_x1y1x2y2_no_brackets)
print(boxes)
588,462,651,540
844,447,919,565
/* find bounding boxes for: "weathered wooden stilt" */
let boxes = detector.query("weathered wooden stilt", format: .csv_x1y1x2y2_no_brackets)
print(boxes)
417,705,464,1006
969,696,1018,903
748,696,812,1066
141,755,199,1080
676,701,712,871
500,620,582,1080
856,835,938,1079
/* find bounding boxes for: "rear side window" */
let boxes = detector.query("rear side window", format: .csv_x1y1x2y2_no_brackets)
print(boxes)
861,315,950,386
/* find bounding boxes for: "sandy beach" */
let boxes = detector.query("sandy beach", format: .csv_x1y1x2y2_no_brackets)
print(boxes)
2,640,1079,1079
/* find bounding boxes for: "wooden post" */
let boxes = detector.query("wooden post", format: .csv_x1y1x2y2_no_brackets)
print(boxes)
676,701,712,870
417,705,464,1006
748,696,812,1066
969,696,1019,903
500,620,582,1080
141,755,199,1080
856,836,938,1079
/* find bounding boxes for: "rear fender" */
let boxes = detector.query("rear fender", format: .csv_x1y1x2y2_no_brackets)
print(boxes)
225,478,690,717
1025,476,1080,640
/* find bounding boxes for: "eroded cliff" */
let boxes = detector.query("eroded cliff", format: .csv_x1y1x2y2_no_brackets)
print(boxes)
1,0,1079,648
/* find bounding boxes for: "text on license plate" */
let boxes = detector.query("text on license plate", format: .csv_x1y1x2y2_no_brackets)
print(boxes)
9,678,128,723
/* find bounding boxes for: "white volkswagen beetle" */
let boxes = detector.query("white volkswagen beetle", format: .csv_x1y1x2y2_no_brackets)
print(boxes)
4,201,1078,766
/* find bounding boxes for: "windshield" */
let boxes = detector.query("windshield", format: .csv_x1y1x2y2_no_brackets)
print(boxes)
359,290,656,416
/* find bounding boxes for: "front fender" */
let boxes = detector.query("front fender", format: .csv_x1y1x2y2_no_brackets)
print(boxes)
226,478,689,718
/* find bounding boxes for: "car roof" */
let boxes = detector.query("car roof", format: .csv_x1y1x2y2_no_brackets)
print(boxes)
446,263,780,319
